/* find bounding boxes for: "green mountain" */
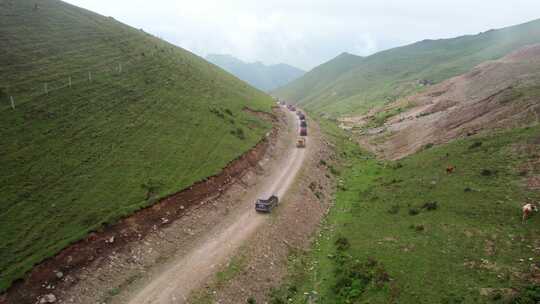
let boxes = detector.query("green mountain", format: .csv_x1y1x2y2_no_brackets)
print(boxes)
206,54,305,92
271,52,362,102
0,0,273,291
273,18,540,116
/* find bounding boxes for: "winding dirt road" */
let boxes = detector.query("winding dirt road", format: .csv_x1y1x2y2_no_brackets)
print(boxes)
125,109,308,304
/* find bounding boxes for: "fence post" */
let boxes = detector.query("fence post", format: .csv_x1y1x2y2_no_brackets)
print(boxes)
118,63,122,73
10,96,15,110
88,71,92,82
68,76,72,88
44,83,48,94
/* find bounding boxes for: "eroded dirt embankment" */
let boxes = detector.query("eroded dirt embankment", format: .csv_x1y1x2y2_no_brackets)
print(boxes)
342,44,540,160
1,109,280,304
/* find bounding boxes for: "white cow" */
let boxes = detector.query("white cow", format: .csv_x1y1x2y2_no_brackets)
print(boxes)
522,203,538,222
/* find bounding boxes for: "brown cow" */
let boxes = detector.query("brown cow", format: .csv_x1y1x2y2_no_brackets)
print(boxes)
446,166,455,174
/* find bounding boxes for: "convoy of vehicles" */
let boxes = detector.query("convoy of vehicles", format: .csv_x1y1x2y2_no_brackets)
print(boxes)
255,102,308,213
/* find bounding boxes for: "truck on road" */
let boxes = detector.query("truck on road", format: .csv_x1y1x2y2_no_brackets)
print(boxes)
296,137,306,148
255,195,279,213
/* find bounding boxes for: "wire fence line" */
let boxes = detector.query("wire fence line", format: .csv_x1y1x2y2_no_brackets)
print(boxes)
1,48,189,112
2,62,125,111
1,28,198,112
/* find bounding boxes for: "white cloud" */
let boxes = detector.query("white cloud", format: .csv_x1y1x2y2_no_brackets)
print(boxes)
64,0,540,69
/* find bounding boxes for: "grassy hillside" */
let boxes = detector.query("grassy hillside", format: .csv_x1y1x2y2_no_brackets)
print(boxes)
272,52,362,102
206,54,305,92
271,120,540,303
274,18,540,116
0,0,273,291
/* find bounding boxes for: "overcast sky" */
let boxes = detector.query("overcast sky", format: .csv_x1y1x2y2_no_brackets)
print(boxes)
65,0,540,70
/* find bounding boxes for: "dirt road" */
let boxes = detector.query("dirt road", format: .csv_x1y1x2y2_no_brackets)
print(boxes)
125,110,307,304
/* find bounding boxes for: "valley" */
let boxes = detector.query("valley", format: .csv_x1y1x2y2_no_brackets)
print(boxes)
1,1,539,303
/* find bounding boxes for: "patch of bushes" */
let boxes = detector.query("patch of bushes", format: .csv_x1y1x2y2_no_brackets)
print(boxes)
423,143,435,150
141,179,163,201
469,141,483,149
392,162,403,169
331,253,391,303
408,208,420,216
247,297,256,304
481,169,496,176
409,224,425,232
224,108,234,116
335,237,350,251
512,284,540,304
209,107,225,118
421,201,438,211
231,127,245,140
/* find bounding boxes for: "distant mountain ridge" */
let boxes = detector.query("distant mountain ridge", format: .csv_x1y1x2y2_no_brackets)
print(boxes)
206,54,305,92
273,18,540,117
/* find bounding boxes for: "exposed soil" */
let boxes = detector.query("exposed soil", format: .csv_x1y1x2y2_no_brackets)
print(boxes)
0,110,280,304
342,44,540,160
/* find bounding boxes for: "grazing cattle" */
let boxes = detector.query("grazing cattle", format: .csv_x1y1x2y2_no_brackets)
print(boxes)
446,166,455,174
522,203,538,222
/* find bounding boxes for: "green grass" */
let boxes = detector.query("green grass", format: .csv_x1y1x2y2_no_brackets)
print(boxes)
272,119,540,303
274,18,540,117
0,0,273,291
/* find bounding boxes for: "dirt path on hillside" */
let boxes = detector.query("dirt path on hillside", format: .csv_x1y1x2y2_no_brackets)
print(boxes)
191,110,334,304
42,107,323,304
123,111,307,304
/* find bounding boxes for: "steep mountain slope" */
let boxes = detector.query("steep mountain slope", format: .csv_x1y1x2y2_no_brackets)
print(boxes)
272,52,362,102
274,18,540,116
348,44,540,160
0,0,273,291
206,54,305,92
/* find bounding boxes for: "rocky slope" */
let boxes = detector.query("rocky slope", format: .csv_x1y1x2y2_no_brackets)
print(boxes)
346,44,540,160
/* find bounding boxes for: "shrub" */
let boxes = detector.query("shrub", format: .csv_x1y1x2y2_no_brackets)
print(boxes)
421,201,438,211
224,108,234,116
468,141,482,149
331,257,391,303
410,224,425,232
408,208,420,216
392,162,403,169
141,179,163,200
513,284,540,304
247,297,256,304
231,128,245,140
335,237,350,251
481,169,494,176
423,143,435,150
